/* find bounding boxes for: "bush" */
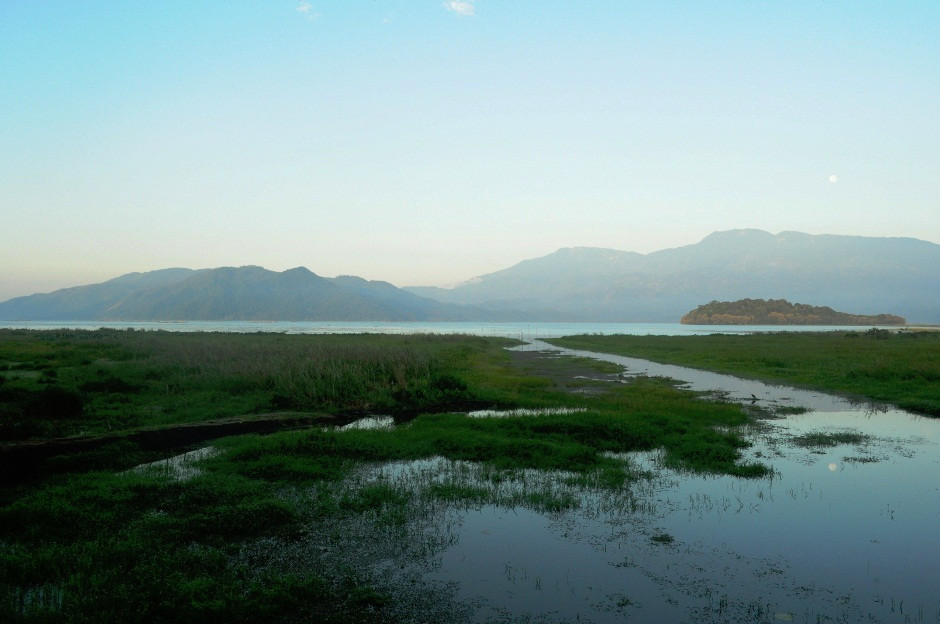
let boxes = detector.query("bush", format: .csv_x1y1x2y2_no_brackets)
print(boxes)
23,386,84,420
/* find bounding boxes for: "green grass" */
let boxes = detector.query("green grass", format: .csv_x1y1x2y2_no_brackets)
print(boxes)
0,330,771,623
548,330,940,416
0,329,515,442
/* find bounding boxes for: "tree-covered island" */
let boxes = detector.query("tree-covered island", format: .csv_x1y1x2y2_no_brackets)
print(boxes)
680,298,906,325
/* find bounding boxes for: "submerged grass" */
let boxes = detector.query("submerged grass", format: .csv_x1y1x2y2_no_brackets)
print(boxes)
0,331,771,623
791,431,871,448
549,330,940,416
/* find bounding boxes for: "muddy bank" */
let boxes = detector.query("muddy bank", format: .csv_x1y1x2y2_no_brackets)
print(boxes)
0,412,335,482
0,399,507,483
507,348,623,394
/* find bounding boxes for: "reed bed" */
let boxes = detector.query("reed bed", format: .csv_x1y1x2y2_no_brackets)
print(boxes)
0,330,504,441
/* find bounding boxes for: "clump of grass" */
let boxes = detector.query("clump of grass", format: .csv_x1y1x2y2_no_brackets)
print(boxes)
791,431,871,448
843,455,882,464
651,532,675,544
775,405,810,415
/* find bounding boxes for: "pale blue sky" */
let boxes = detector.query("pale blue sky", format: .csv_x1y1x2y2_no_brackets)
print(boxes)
2,1,938,299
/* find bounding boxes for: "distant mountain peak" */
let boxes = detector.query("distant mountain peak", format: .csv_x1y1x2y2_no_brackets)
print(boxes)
3,230,938,323
405,230,939,323
0,265,494,322
700,228,775,242
283,266,316,275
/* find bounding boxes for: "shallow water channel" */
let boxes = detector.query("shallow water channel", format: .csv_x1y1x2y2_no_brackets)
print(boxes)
334,342,939,623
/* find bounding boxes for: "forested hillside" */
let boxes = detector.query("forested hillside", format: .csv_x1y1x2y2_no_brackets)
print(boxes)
680,299,906,325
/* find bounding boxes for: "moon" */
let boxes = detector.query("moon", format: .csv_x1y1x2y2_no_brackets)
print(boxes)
829,174,838,183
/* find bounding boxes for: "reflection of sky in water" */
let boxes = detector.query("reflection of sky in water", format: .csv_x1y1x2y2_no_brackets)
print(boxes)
466,407,587,418
362,346,940,623
131,446,217,481
337,415,394,430
406,406,939,622
430,505,685,622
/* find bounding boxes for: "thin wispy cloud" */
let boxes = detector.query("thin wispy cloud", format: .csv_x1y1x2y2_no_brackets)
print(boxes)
444,0,475,17
296,1,320,22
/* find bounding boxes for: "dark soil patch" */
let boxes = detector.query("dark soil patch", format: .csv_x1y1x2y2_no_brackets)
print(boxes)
0,412,337,483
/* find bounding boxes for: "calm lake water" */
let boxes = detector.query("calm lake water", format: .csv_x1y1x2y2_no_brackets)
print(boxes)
0,320,903,338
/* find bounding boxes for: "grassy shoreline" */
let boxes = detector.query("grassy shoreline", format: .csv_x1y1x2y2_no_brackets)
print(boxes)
547,329,940,416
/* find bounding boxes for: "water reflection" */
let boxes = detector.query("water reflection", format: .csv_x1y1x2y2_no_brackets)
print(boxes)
337,415,395,431
131,446,217,481
466,407,587,418
325,345,940,623
279,343,940,622
364,403,938,622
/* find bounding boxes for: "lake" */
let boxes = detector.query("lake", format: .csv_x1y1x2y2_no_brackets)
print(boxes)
0,320,903,338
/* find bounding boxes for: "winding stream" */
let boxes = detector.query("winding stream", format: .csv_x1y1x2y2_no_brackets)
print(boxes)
520,339,886,413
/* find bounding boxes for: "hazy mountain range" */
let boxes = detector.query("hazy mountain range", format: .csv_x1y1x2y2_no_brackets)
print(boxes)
0,266,493,322
407,229,939,323
1,230,937,323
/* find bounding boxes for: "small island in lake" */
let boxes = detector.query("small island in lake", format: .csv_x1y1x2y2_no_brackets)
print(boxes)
680,298,906,325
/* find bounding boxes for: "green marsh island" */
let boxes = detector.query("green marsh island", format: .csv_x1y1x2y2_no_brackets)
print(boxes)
1,328,938,623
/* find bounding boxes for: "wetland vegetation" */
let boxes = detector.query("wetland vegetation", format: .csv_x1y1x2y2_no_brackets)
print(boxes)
2,329,938,622
1,329,770,623
549,329,940,416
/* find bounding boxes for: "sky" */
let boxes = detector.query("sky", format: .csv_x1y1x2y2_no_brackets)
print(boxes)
1,1,938,300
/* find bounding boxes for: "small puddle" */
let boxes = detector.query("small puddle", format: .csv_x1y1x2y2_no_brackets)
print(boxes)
337,416,395,431
335,410,587,430
131,446,217,481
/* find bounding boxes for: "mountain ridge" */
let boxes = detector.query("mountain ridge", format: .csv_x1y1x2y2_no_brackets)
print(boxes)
2,230,937,323
0,266,501,322
405,229,939,323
